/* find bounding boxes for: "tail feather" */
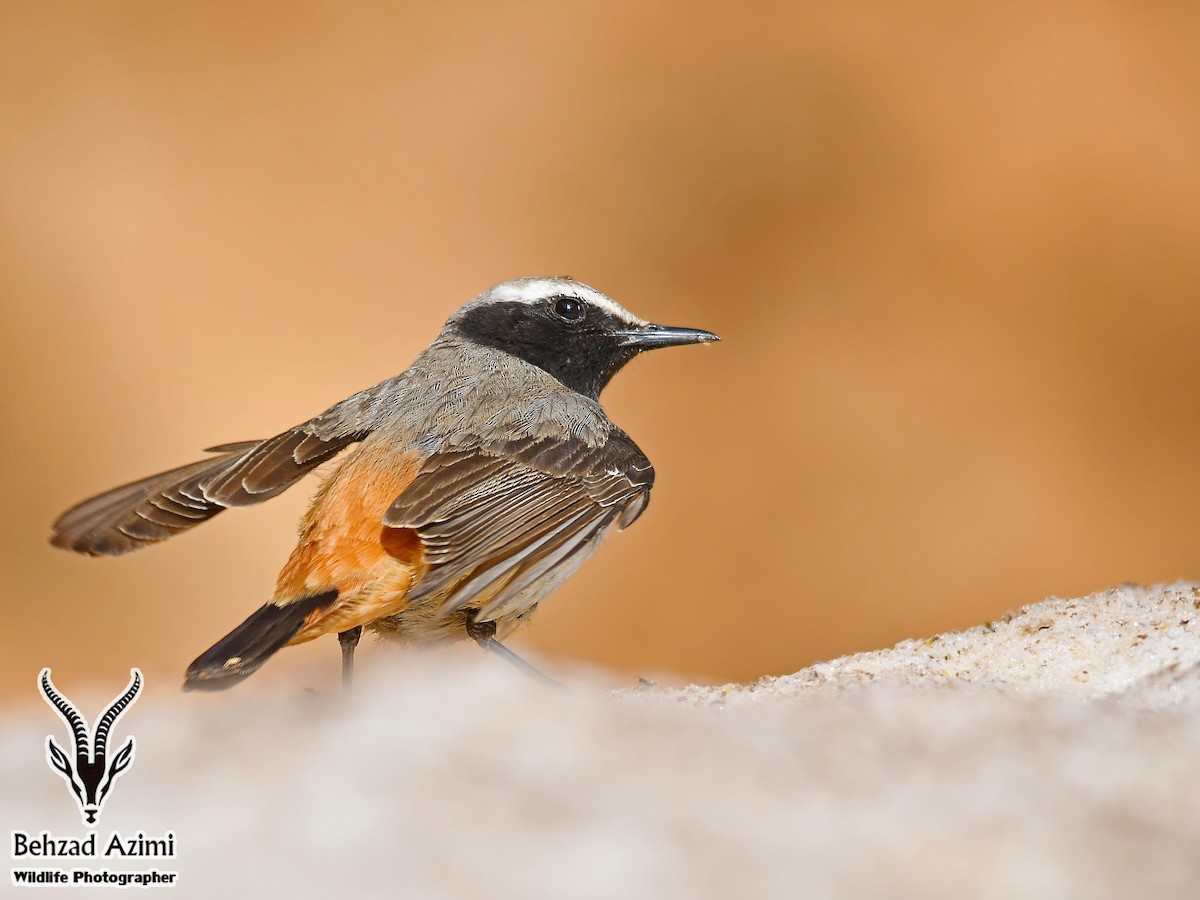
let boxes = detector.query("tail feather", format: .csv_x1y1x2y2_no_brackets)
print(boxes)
183,591,338,692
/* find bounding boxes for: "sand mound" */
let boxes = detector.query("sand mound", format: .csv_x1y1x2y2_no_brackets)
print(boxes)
4,583,1199,898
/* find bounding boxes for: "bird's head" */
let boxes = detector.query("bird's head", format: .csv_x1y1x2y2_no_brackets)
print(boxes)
448,276,719,400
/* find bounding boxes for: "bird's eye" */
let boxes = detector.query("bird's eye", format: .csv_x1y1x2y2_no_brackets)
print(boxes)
553,297,585,322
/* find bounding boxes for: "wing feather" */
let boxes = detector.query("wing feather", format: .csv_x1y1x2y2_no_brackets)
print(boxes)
49,369,420,557
51,429,365,557
383,431,654,620
476,514,616,620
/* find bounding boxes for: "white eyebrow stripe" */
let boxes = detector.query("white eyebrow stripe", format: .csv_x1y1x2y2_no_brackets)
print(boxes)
486,278,647,327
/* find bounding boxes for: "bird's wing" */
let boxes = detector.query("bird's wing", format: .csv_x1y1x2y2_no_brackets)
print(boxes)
50,375,407,557
383,431,654,620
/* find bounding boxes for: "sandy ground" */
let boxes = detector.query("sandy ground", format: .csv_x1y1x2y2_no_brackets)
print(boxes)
4,583,1199,898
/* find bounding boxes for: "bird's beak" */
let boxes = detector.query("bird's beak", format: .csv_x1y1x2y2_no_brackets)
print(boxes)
616,323,721,350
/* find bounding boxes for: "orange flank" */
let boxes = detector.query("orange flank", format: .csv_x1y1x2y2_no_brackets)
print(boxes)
274,442,425,644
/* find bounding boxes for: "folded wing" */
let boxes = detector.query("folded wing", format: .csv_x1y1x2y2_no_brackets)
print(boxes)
384,431,654,621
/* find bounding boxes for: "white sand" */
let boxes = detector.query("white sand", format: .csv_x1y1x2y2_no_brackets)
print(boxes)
4,583,1199,898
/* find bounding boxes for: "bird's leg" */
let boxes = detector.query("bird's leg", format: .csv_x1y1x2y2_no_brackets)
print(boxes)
338,626,363,690
465,614,565,690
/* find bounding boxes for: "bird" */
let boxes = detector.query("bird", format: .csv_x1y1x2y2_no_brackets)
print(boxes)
49,276,719,691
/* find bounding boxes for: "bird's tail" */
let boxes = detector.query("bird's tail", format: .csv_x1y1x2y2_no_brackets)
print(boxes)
183,590,338,692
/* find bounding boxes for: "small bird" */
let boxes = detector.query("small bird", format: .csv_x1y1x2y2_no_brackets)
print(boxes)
50,277,719,691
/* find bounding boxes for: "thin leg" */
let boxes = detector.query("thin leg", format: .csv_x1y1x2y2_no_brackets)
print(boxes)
338,626,363,690
465,615,565,690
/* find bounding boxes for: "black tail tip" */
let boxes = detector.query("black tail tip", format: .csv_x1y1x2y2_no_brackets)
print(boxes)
181,665,256,693
181,591,338,694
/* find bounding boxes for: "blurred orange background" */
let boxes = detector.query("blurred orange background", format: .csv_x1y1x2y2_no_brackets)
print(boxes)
4,1,1200,704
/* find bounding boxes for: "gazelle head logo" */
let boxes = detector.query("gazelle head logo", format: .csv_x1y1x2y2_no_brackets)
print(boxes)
39,668,142,826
